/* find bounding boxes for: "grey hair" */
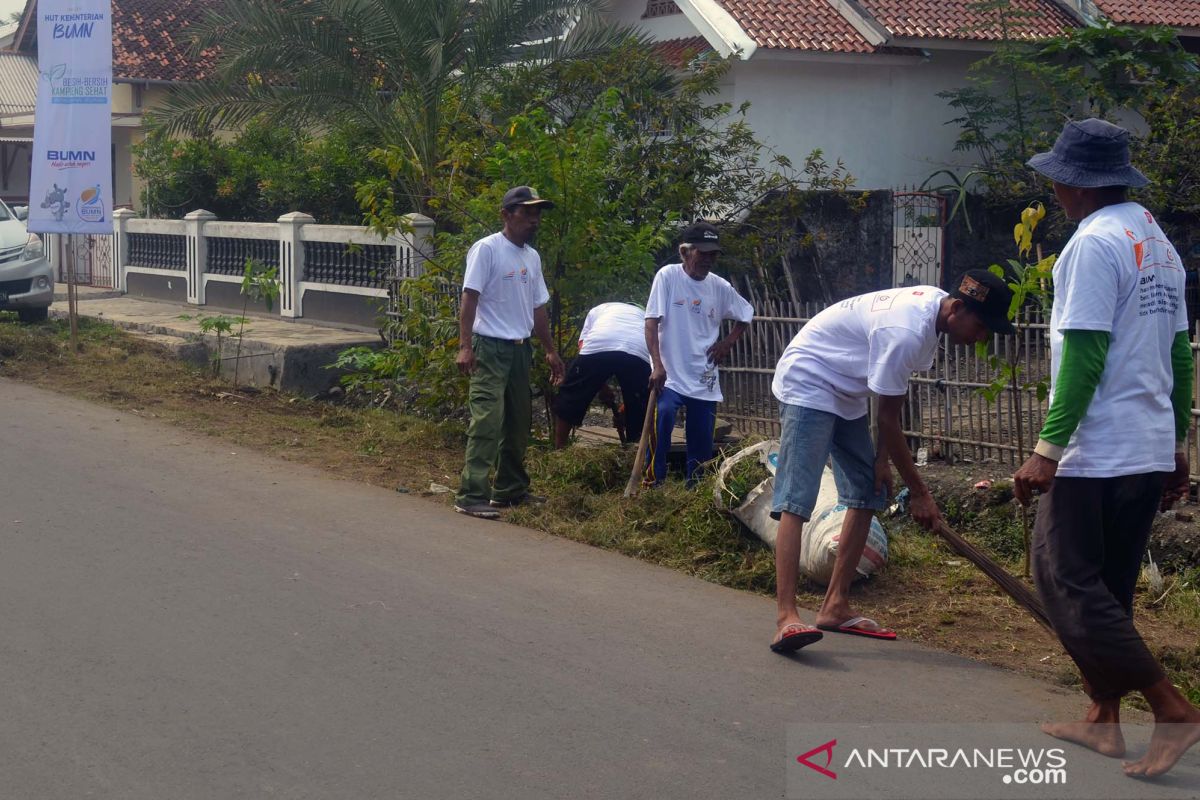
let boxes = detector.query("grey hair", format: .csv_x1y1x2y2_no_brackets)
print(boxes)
678,243,696,257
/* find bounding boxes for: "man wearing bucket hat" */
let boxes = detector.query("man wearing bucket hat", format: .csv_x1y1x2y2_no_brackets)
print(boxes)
1014,119,1198,778
767,273,1015,653
454,186,566,519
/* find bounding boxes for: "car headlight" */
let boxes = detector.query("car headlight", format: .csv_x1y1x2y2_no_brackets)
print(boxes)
22,233,43,261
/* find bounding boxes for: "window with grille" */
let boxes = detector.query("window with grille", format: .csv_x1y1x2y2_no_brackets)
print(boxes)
643,0,681,18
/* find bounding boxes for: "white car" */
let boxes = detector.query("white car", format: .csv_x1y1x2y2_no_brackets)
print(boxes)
0,201,53,323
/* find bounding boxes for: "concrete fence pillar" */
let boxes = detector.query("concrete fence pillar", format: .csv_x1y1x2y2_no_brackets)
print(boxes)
184,209,216,305
278,211,314,318
111,207,135,292
393,213,435,278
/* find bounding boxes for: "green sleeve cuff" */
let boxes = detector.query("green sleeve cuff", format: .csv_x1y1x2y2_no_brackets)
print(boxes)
1172,329,1193,445
1038,330,1110,452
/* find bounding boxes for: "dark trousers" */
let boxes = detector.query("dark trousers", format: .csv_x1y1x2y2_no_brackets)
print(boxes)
645,387,716,486
1032,472,1168,700
553,351,650,443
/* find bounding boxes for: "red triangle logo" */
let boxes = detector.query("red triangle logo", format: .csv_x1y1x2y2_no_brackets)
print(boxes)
797,738,838,780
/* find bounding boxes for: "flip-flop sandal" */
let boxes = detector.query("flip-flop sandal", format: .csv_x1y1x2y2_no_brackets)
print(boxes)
817,616,897,640
770,622,824,654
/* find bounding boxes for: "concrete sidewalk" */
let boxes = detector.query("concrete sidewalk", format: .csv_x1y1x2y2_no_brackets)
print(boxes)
50,284,380,394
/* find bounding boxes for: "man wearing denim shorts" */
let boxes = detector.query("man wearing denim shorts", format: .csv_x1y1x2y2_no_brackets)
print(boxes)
767,271,1015,653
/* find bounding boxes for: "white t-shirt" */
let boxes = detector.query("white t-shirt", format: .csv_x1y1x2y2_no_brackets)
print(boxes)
462,232,550,340
1050,202,1187,478
579,302,652,365
644,264,754,402
773,287,947,420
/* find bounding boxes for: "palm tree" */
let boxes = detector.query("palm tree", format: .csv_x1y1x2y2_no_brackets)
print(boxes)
154,0,636,219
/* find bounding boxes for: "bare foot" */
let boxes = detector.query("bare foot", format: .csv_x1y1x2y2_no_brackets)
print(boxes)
1040,721,1125,758
1124,711,1200,778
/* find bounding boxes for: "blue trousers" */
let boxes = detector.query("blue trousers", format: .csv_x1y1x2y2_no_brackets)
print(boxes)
645,387,716,486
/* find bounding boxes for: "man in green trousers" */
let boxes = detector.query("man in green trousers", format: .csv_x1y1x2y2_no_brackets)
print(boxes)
454,186,565,519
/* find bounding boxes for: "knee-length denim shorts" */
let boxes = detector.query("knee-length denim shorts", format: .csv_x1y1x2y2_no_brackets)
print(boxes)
770,402,889,521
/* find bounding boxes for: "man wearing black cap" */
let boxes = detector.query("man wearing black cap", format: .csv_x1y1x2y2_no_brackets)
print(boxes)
454,186,566,519
1014,118,1199,778
767,273,1015,654
643,221,753,486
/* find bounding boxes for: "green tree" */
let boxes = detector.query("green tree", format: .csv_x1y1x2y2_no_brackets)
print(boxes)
342,43,831,414
133,120,376,222
937,16,1198,206
153,0,634,220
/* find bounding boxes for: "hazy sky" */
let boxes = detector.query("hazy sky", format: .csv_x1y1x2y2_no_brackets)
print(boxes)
1,0,26,24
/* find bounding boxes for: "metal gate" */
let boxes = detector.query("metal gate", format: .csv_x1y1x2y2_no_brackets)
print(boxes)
55,233,114,288
892,191,946,288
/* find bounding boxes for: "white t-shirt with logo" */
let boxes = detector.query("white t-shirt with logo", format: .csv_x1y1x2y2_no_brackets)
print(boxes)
579,302,652,365
644,264,754,402
1050,202,1187,478
773,287,947,420
462,232,551,340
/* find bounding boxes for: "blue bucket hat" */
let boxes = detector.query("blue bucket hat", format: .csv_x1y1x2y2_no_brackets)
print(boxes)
1027,119,1149,188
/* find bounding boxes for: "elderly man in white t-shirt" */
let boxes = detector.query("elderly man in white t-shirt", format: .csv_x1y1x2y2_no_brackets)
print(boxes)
767,272,1015,654
1014,119,1199,779
454,186,566,520
644,221,753,487
552,302,652,448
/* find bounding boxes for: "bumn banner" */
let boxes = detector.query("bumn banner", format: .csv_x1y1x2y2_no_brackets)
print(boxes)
28,0,113,235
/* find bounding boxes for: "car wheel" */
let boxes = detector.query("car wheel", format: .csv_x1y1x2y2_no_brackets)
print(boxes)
17,307,49,324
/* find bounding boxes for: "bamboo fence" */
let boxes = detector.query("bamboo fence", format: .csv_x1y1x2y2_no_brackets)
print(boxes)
721,302,1200,477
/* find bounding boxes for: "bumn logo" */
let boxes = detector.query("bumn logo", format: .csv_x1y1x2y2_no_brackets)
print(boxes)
52,22,95,39
797,739,838,780
47,150,95,162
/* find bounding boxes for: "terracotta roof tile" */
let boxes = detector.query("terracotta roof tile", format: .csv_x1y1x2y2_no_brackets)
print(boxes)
714,0,1076,53
1093,0,1200,28
111,0,220,82
857,0,1078,41
650,36,714,66
718,0,877,53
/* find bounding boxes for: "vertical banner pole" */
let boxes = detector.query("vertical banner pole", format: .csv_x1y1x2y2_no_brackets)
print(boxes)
66,234,79,351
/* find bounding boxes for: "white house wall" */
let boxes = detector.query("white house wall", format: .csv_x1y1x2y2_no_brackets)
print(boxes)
729,51,982,190
610,2,703,39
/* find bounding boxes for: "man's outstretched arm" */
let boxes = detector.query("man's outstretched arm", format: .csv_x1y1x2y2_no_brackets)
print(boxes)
877,393,941,529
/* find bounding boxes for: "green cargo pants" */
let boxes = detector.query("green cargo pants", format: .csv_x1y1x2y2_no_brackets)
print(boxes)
456,334,533,506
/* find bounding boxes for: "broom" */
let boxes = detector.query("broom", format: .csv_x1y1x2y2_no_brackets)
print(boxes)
932,518,1052,632
623,387,659,498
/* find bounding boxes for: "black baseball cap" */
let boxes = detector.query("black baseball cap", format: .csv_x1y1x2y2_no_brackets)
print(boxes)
501,186,555,211
681,221,722,253
950,269,1016,335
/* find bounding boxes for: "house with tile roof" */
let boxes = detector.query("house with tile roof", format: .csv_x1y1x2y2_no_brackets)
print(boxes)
2,0,1196,210
612,0,1095,191
0,0,217,209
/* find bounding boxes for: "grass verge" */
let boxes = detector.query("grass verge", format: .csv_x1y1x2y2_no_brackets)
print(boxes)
2,315,1197,707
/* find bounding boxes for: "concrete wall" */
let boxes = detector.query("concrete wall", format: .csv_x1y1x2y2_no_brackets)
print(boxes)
610,0,700,38
126,271,187,302
299,291,383,329
727,51,981,191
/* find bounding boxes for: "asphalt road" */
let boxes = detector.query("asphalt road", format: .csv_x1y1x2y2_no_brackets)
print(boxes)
0,378,1196,799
